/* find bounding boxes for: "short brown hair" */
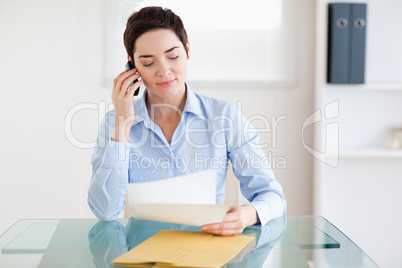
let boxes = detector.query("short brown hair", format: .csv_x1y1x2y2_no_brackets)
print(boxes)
123,6,189,65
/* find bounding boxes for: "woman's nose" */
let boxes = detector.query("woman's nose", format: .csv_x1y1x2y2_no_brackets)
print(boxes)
157,61,171,77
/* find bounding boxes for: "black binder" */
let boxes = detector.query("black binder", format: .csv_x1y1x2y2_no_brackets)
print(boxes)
327,3,367,84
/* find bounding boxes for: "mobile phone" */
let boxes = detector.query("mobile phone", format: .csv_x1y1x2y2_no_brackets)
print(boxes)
125,61,140,96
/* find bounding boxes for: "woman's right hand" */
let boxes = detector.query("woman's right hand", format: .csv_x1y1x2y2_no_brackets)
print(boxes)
111,68,143,143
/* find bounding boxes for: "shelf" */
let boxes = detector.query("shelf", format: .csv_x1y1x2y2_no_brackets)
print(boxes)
325,84,402,91
326,149,402,158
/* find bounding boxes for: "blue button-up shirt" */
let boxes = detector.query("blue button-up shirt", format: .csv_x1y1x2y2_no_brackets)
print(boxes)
88,85,286,226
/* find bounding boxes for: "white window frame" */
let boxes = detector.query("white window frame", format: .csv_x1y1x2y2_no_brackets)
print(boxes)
104,0,298,88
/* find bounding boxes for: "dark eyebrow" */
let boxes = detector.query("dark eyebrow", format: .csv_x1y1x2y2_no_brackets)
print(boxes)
165,46,179,53
137,46,180,58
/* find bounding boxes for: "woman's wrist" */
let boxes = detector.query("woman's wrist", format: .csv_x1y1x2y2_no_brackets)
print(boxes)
241,205,259,226
111,124,131,143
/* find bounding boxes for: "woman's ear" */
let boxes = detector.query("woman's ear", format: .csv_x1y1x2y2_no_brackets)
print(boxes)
186,41,191,59
127,55,135,68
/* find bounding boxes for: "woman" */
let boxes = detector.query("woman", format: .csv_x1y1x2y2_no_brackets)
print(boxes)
88,6,286,236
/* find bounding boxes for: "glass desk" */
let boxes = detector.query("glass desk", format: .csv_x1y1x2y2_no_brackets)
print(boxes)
0,216,378,267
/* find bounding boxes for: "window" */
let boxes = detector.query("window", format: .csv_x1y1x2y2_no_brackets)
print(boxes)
105,0,298,87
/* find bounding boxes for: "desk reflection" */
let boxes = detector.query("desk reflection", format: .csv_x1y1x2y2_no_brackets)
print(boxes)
88,217,286,268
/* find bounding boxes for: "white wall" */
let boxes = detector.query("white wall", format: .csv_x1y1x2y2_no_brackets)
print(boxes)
314,0,402,267
0,0,316,235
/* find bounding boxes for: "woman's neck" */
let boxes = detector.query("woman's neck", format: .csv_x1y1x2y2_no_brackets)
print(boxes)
146,87,187,120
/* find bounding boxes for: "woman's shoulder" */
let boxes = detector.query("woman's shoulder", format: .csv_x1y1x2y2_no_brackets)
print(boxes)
191,90,239,115
192,90,231,105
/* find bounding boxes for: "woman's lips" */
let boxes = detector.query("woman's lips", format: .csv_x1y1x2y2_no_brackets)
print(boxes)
157,79,175,87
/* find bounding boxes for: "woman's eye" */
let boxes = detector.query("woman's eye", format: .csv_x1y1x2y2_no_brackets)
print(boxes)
169,55,179,60
143,62,153,67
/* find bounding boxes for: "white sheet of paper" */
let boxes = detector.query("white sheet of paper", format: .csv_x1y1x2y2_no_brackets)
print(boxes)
127,169,216,206
127,169,226,226
133,204,229,226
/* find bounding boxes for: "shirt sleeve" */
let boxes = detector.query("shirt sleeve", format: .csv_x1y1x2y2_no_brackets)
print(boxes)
87,112,131,221
226,104,287,227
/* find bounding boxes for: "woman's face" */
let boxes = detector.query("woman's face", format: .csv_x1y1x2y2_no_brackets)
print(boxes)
132,29,189,100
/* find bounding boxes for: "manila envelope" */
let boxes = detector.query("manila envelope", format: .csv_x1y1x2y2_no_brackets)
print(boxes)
112,230,254,268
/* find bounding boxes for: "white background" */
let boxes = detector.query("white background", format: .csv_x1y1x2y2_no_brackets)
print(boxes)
314,1,402,267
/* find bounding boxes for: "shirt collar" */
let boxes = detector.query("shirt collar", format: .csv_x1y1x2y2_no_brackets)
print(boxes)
182,84,204,118
132,83,204,127
132,90,149,127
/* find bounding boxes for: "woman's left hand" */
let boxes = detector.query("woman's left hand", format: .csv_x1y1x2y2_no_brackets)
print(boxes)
201,205,259,236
